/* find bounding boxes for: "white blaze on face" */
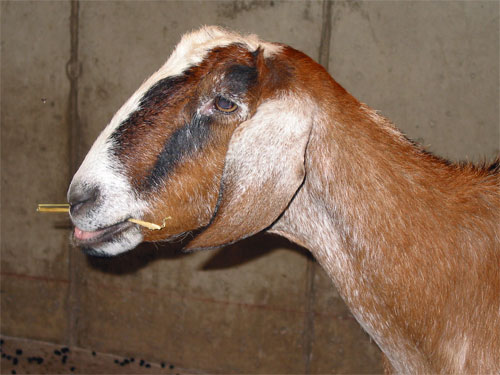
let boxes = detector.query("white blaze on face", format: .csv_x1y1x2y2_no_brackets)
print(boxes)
67,26,282,256
95,26,281,157
68,137,148,255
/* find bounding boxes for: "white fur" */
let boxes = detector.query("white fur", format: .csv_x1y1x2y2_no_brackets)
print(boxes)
68,140,147,255
224,94,312,192
68,26,281,255
102,26,281,145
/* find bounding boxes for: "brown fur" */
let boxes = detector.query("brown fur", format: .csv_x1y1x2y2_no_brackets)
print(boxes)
269,49,500,373
131,44,295,242
111,40,499,372
119,45,261,238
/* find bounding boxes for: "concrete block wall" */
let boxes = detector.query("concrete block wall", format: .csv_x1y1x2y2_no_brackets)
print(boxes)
1,1,498,373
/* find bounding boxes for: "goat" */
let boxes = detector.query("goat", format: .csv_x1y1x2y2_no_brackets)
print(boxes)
67,26,500,373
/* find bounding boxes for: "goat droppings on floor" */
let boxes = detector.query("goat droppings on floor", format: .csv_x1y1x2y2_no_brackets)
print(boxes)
0,336,184,374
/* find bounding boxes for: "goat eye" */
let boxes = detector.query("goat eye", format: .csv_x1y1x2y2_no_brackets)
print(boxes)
214,96,238,113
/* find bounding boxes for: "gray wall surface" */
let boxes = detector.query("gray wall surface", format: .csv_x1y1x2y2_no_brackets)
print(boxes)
1,1,498,374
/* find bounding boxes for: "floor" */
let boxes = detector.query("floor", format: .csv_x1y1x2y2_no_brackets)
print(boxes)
0,335,200,375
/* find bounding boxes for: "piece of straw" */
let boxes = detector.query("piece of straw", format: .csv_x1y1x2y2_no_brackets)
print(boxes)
37,204,72,213
36,204,170,231
128,218,166,230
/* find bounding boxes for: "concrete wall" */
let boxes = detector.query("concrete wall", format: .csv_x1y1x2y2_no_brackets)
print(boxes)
1,1,498,373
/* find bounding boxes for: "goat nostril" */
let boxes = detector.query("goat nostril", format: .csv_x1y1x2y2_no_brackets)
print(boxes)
68,185,100,217
70,201,85,215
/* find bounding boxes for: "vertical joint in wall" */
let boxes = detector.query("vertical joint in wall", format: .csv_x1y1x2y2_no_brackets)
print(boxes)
67,0,81,172
66,0,81,349
303,256,317,374
302,2,333,372
318,0,333,71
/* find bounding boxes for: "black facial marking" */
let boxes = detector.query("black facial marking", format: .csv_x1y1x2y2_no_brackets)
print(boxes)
139,73,189,108
108,45,261,191
145,115,213,188
225,64,258,94
251,47,261,59
110,74,189,151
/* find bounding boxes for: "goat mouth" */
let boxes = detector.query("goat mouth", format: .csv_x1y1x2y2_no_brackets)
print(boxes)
72,220,133,247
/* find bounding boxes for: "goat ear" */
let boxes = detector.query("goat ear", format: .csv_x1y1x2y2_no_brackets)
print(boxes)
185,96,312,250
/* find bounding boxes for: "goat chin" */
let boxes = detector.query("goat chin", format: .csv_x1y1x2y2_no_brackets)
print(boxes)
71,223,143,257
67,26,500,373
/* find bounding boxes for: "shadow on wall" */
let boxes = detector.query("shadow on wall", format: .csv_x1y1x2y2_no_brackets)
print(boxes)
86,232,311,275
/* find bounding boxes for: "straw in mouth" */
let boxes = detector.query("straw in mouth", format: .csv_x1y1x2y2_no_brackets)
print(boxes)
37,204,170,231
36,204,71,213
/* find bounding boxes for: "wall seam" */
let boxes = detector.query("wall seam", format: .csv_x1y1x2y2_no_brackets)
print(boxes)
303,1,334,373
303,257,316,374
318,0,333,71
66,0,81,348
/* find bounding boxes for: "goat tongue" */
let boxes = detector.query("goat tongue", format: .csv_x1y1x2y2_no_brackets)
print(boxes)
74,226,106,241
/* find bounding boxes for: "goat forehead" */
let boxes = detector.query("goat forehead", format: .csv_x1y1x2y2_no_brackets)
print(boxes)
101,26,280,141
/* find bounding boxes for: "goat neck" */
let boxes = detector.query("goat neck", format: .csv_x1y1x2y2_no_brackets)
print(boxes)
271,69,500,374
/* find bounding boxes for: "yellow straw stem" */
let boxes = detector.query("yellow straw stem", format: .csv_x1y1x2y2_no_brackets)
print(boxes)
38,207,71,213
127,218,163,230
36,204,170,231
37,204,70,213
